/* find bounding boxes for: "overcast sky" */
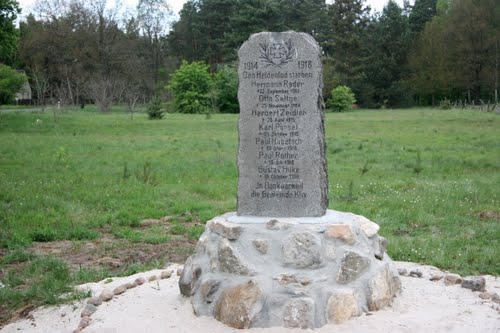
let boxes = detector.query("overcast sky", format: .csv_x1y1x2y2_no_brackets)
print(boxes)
18,0,407,19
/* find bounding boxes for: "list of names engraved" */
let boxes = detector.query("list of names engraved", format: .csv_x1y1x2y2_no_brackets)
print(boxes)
237,32,328,217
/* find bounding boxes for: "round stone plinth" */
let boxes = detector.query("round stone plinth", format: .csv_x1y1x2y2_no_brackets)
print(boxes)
179,210,401,329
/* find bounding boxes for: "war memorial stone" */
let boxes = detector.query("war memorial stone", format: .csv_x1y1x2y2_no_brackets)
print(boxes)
236,31,328,217
179,32,401,329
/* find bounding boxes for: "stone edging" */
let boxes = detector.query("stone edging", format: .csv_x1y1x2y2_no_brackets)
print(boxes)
61,262,500,333
72,268,178,333
397,265,500,312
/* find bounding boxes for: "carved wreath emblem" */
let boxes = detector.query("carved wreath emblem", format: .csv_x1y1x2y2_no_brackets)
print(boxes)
259,39,296,68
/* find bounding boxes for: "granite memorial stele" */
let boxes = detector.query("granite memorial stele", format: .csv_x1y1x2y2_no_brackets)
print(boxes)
236,31,328,217
179,32,401,329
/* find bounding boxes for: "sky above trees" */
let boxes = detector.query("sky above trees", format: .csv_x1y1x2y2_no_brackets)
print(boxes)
17,0,407,18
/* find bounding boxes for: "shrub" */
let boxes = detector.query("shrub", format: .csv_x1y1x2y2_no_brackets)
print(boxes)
0,65,26,105
167,61,213,114
146,96,165,119
213,64,239,113
327,85,356,112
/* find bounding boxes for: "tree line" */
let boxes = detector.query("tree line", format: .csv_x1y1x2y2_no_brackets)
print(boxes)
0,0,498,111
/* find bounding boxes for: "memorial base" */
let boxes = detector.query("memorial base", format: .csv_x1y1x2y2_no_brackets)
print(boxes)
179,210,401,329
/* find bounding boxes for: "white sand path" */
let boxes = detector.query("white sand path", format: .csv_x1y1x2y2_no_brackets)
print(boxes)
1,262,499,333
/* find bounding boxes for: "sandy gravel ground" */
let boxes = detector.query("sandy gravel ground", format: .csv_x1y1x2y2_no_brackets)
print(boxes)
1,262,498,333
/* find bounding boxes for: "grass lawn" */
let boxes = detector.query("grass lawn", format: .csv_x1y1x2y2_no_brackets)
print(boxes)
0,106,498,323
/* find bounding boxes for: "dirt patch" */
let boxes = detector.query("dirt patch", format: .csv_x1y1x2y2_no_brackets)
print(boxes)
29,236,197,272
26,217,202,272
0,218,201,327
477,211,500,220
0,233,197,326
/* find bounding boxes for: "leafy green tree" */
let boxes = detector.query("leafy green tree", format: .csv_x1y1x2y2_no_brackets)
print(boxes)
18,0,142,109
167,1,203,63
279,0,327,35
168,0,328,68
0,64,26,104
213,64,238,113
322,57,341,101
435,0,450,15
137,0,174,92
197,0,238,68
167,0,238,68
327,85,356,112
0,0,21,65
446,0,499,102
224,0,285,55
363,0,411,107
409,0,437,35
322,0,371,99
408,14,452,105
409,0,499,104
167,61,213,114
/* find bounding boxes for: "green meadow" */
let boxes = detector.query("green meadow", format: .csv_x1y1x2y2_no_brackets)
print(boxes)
0,107,498,322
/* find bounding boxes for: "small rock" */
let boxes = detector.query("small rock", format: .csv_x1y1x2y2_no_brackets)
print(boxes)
179,257,202,296
491,293,500,304
125,282,137,289
337,251,370,284
161,271,172,279
374,237,387,260
359,219,380,238
177,267,183,276
283,298,315,329
87,297,102,306
266,219,291,230
274,274,311,286
397,268,408,276
98,289,113,302
461,276,486,292
429,273,443,281
281,232,322,269
135,277,146,285
218,238,251,275
81,304,97,317
252,239,268,254
214,280,261,329
367,264,401,311
444,273,462,286
326,290,360,324
148,275,158,282
409,269,423,278
113,285,127,295
479,292,491,300
208,218,243,240
325,224,356,245
78,316,91,329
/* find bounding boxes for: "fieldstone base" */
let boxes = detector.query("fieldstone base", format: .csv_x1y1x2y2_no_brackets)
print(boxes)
179,210,401,329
